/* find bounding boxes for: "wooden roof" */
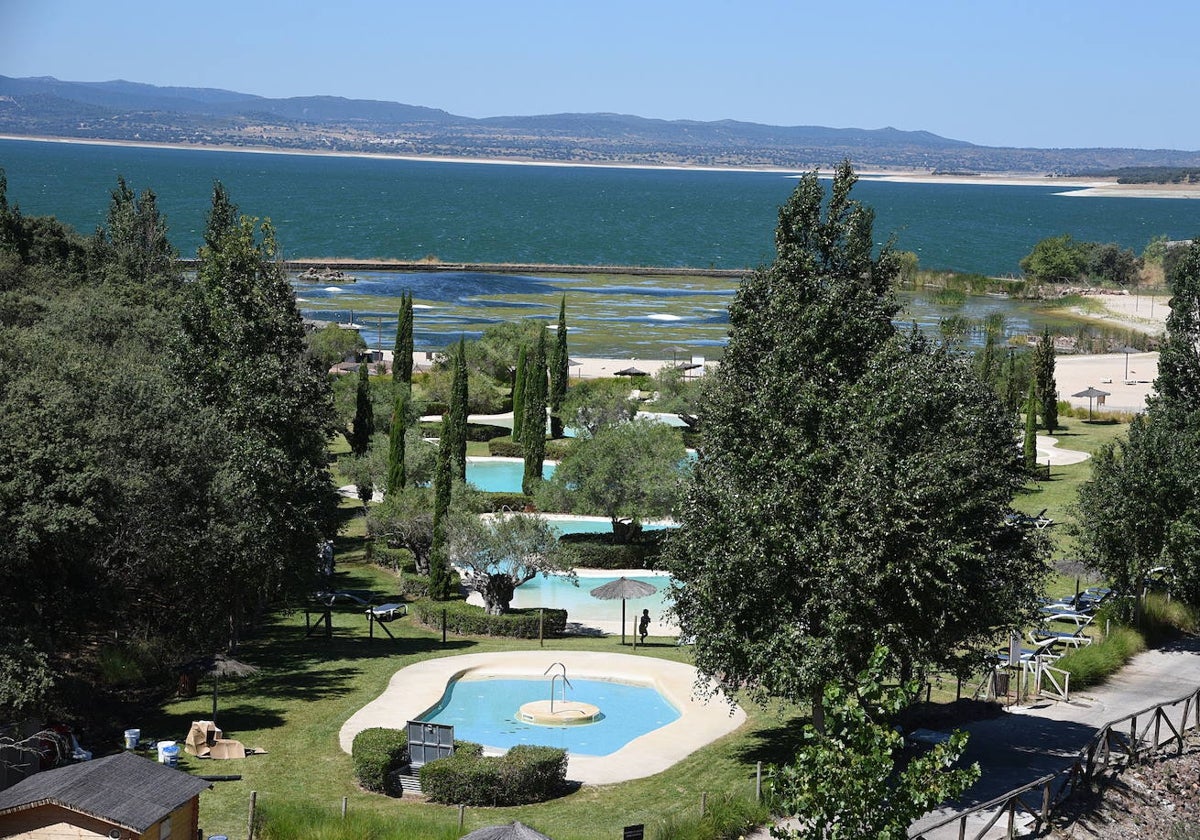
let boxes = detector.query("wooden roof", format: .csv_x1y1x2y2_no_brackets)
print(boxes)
0,751,210,833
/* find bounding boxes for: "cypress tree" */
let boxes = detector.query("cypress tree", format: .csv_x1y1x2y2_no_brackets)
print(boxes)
1033,327,1058,432
386,389,408,494
448,338,469,481
393,291,414,387
511,344,527,443
522,330,548,495
428,441,454,600
1023,381,1039,473
549,295,569,438
1002,348,1022,418
350,361,374,456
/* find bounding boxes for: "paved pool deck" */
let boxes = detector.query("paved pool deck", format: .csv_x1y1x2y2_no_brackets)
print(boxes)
338,650,746,785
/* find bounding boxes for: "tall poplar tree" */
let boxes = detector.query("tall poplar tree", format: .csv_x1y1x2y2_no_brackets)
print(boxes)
428,440,454,601
666,162,1045,731
511,344,527,443
549,295,569,438
522,330,548,496
1033,327,1058,432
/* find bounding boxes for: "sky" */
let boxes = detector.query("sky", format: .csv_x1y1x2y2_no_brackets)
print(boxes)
3,0,1198,151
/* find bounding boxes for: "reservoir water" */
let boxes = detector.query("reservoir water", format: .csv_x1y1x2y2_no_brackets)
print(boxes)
3,138,1197,276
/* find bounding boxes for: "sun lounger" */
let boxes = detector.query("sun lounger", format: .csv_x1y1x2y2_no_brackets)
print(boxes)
1029,626,1092,650
367,602,406,622
1039,607,1094,628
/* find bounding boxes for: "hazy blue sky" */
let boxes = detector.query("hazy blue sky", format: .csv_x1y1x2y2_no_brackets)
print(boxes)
3,0,1197,150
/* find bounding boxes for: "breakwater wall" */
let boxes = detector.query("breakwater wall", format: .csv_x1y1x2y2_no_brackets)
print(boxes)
177,258,749,279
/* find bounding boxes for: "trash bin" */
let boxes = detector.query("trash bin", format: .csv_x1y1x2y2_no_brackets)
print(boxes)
124,728,140,750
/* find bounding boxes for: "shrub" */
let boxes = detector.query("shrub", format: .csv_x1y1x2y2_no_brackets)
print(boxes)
399,567,460,599
372,545,411,572
487,437,523,457
650,792,771,840
557,531,665,569
1055,627,1145,690
411,600,567,638
419,742,568,806
420,421,510,442
1138,592,1198,645
351,727,408,793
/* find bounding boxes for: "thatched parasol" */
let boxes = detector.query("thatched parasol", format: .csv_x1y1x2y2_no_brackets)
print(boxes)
1118,344,1140,381
614,366,648,378
1072,386,1111,420
589,577,657,645
461,821,555,840
187,653,260,725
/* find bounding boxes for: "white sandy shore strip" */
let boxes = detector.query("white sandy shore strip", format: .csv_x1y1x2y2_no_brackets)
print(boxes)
337,650,745,785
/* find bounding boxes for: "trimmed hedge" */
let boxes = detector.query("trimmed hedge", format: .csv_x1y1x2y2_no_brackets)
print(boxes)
412,600,567,638
372,545,411,572
556,531,665,569
352,728,408,793
420,421,511,442
399,567,461,599
485,436,572,459
420,744,568,806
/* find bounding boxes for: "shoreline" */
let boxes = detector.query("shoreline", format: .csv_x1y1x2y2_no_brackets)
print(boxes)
7,133,1200,198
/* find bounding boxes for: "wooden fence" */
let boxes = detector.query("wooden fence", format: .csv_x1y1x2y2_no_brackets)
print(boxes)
908,685,1200,839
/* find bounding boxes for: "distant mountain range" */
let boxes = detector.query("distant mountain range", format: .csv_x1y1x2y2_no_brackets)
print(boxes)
3,75,1199,174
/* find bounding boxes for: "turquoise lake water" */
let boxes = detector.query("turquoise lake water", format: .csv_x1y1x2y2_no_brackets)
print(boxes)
3,138,1197,276
420,676,680,755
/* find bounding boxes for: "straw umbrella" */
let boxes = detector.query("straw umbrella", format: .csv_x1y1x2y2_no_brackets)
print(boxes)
188,654,260,725
1072,386,1111,420
589,577,657,645
461,822,555,840
614,366,649,378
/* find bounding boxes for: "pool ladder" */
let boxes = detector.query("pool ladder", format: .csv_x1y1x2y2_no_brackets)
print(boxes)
544,662,573,714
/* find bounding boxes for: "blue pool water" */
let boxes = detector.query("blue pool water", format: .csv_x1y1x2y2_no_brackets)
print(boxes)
466,458,555,493
547,517,673,536
511,574,673,623
420,676,680,755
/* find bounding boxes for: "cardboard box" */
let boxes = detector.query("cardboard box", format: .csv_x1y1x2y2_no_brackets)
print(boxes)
183,720,222,757
208,739,246,760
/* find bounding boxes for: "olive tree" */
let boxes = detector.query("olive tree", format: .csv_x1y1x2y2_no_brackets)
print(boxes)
448,513,570,614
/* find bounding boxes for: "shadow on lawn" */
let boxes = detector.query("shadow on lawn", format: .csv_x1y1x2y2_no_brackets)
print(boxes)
732,718,809,768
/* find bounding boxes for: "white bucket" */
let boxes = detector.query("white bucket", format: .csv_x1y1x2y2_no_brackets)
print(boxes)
123,728,140,750
161,744,180,767
156,740,176,763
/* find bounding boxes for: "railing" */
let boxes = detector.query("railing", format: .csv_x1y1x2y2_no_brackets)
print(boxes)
908,685,1200,839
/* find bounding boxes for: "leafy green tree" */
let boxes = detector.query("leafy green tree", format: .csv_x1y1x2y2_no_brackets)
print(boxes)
767,647,979,840
522,330,548,495
386,389,409,494
447,513,568,614
1077,240,1200,612
549,296,569,438
1023,381,1039,472
1033,327,1058,432
306,322,365,370
537,417,686,542
1085,242,1142,286
177,195,337,646
1020,234,1085,283
665,163,1046,729
511,344,527,443
100,177,179,287
349,361,375,456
